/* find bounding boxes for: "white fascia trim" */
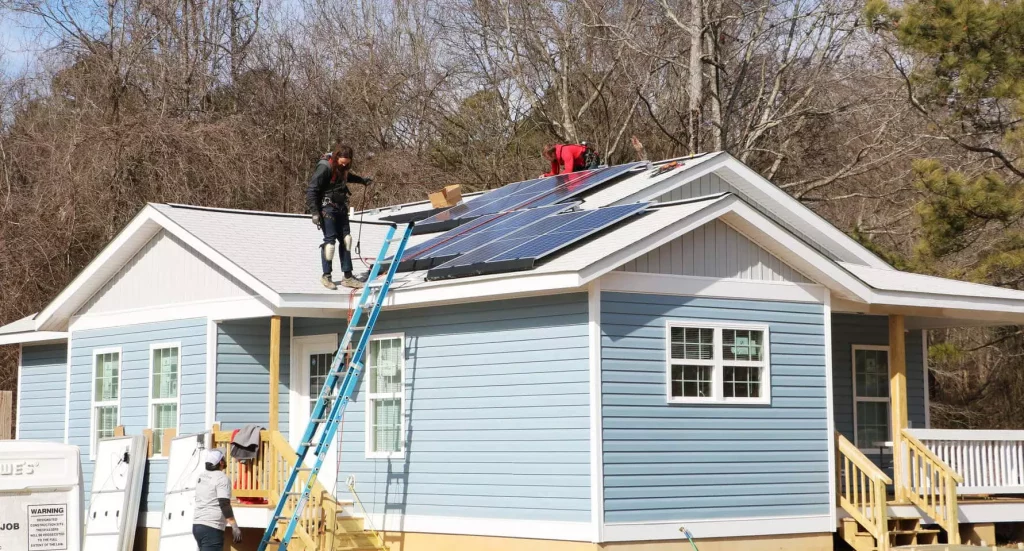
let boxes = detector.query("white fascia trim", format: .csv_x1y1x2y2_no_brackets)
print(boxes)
147,207,282,307
603,514,833,542
587,281,604,543
865,503,1024,524
0,331,68,346
141,511,161,528
870,289,1024,317
601,272,826,304
69,296,276,331
362,514,591,542
278,273,585,311
823,290,837,530
205,319,217,430
716,157,892,270
15,344,23,440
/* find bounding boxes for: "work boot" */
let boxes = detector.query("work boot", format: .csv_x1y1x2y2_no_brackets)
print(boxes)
341,277,364,289
320,274,337,290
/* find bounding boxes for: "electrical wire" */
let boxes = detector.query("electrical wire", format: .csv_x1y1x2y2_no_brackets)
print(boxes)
167,440,205,493
86,450,130,517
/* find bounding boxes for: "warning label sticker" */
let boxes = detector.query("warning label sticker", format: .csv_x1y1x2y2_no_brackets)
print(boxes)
27,505,66,550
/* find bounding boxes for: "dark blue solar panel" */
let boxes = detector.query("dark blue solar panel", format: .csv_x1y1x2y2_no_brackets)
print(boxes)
398,204,573,270
427,203,648,279
415,162,646,233
416,176,550,227
511,163,645,210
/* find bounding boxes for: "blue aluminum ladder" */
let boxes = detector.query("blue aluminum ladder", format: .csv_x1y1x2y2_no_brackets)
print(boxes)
258,221,413,551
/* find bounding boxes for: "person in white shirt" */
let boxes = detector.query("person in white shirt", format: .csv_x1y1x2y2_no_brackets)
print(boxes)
192,449,242,550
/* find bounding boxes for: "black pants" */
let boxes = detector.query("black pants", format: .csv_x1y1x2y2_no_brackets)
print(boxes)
192,524,224,551
320,203,353,277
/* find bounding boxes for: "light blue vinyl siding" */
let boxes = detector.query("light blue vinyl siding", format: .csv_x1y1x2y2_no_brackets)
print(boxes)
19,343,68,442
601,292,830,523
299,294,591,522
68,318,206,513
831,314,927,444
215,318,290,440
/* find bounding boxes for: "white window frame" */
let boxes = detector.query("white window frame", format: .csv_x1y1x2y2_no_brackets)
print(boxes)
147,342,182,459
665,321,771,405
365,332,406,460
90,347,123,460
852,344,891,450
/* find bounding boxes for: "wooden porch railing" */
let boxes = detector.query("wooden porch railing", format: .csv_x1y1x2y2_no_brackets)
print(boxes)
211,429,344,550
898,429,963,545
907,428,1024,495
837,431,891,551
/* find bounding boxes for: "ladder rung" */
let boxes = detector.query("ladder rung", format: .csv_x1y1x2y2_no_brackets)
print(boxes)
349,326,366,331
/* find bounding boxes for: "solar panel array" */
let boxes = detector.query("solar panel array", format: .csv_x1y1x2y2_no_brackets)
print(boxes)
426,202,648,280
414,162,646,234
398,203,575,271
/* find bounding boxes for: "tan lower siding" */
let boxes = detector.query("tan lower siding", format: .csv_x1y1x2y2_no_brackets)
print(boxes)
134,527,832,551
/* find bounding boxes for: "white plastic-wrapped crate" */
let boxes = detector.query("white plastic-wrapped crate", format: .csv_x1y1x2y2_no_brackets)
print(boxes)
0,441,83,551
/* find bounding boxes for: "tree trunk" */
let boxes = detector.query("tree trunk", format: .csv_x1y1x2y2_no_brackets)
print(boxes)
688,0,703,154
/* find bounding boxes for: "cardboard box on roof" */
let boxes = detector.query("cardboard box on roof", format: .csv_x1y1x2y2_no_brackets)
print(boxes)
429,184,463,208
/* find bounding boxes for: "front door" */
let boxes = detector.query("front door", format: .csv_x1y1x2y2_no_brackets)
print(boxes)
290,334,340,490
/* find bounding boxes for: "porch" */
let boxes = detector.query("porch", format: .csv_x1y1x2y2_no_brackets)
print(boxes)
833,313,1024,551
211,314,386,551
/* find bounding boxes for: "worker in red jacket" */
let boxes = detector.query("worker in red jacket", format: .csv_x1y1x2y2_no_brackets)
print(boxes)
542,143,600,176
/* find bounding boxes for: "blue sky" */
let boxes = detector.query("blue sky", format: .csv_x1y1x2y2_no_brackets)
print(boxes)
0,12,52,75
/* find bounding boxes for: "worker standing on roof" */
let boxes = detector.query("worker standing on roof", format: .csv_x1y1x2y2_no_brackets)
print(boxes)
192,449,242,551
542,143,601,176
306,140,372,290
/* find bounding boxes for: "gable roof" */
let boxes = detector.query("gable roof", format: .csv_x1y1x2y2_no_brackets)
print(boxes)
10,155,1024,339
598,152,893,270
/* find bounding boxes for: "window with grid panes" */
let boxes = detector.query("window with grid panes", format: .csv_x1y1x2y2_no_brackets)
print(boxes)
150,345,180,456
309,352,334,416
853,347,890,448
93,351,120,452
367,336,404,457
668,324,769,403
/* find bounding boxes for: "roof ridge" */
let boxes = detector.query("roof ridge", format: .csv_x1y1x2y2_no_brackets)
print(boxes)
160,203,308,219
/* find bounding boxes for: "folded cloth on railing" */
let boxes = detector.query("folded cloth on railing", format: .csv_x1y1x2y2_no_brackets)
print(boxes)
230,424,263,462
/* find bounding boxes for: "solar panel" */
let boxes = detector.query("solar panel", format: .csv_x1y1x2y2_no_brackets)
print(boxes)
398,204,575,271
426,202,648,280
411,176,551,233
414,162,646,234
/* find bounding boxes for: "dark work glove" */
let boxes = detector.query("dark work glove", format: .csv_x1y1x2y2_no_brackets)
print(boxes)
312,213,321,229
231,523,242,543
362,177,374,186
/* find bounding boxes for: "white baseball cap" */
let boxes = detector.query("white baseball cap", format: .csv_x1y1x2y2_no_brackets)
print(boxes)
204,449,225,465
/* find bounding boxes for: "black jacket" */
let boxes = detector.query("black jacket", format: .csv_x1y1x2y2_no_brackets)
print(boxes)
305,159,368,213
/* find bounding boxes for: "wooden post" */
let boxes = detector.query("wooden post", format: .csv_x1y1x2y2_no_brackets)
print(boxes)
890,314,909,501
0,391,12,439
269,316,281,432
